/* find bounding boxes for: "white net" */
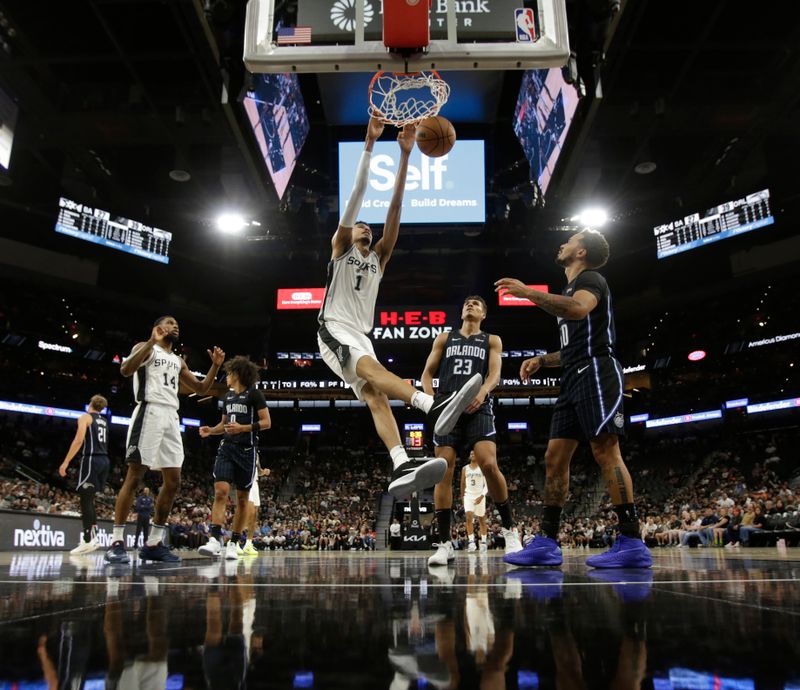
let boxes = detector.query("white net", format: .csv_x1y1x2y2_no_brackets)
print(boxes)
368,71,450,127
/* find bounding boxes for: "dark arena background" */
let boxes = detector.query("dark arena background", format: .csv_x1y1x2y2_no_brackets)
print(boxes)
1,1,799,688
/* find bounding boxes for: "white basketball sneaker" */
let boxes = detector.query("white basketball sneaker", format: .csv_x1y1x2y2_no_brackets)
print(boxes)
225,540,240,560
479,540,488,554
502,528,523,555
467,541,477,553
199,536,222,558
428,541,456,567
71,537,100,555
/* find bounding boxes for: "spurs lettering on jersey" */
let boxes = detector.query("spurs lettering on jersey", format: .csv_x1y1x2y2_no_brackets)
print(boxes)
132,344,182,409
319,245,382,334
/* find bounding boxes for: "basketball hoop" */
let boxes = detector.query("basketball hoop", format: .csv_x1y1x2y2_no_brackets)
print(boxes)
367,70,450,127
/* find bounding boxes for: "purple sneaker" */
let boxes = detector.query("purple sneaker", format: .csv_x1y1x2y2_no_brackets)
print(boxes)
502,535,563,567
585,535,652,569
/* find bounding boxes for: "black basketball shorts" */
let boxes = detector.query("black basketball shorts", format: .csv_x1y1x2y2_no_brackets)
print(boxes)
550,357,625,441
433,402,496,453
77,454,110,492
213,441,257,491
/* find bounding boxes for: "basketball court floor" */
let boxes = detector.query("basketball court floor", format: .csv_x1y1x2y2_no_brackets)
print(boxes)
0,548,797,688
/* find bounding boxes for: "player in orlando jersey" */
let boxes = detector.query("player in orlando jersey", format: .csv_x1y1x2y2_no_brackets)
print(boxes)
318,117,482,497
59,394,111,554
422,296,522,567
105,316,225,564
198,356,270,560
495,230,651,568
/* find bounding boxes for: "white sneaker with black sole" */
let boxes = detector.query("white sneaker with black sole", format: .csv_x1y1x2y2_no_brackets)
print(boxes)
427,373,483,437
428,541,456,567
388,457,448,497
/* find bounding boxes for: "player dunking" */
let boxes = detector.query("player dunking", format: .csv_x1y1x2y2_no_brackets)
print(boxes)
422,296,522,567
461,451,489,553
105,316,225,564
496,230,652,568
318,117,482,496
59,394,110,555
198,356,270,560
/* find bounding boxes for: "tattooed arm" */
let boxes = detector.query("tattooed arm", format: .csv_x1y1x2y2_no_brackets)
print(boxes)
519,351,560,383
494,278,598,319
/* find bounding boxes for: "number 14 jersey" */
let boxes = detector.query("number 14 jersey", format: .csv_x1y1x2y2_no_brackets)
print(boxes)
437,330,490,409
132,343,182,409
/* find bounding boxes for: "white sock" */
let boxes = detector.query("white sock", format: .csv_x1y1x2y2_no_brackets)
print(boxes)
245,539,253,548
389,445,410,470
410,391,434,414
112,525,125,543
147,524,165,546
481,535,487,543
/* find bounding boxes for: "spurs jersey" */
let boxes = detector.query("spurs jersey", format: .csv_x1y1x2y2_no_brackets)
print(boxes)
318,244,382,334
558,270,616,370
464,464,487,497
131,344,182,409
437,330,491,408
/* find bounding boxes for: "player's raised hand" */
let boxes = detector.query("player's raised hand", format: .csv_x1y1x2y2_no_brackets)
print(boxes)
207,346,225,367
198,426,211,438
367,116,385,141
397,123,417,154
150,324,166,343
520,357,542,383
494,277,530,299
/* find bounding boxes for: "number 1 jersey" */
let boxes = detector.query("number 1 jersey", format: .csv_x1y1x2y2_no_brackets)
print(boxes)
131,343,182,409
318,244,382,335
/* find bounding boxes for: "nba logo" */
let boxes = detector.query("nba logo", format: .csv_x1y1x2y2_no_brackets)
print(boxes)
515,8,536,43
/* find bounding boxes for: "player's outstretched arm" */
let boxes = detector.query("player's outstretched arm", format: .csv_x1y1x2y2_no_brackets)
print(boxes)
58,414,91,476
421,331,448,395
199,416,226,437
179,347,225,395
376,123,416,271
519,352,560,383
494,278,597,319
332,117,384,258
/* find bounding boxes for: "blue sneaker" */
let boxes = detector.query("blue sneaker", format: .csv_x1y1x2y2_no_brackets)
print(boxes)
587,569,654,602
104,541,130,565
502,536,563,567
585,535,652,569
139,543,181,563
505,568,564,601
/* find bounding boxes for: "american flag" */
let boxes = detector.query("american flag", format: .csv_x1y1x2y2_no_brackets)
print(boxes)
276,26,312,45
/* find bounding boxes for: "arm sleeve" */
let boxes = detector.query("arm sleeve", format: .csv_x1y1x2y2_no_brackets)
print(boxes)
340,151,372,227
249,388,268,410
573,271,606,302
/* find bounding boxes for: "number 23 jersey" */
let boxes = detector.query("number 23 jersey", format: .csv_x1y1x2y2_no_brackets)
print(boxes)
132,343,182,409
436,330,490,407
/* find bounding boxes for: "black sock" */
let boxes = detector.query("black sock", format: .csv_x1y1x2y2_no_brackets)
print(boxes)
615,503,640,537
541,505,562,539
435,509,451,543
79,488,96,542
231,532,241,544
495,499,513,530
211,524,223,540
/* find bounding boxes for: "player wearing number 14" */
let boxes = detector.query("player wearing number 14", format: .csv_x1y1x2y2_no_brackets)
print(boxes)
105,316,225,564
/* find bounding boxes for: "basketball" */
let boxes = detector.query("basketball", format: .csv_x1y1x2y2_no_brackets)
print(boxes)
415,115,456,157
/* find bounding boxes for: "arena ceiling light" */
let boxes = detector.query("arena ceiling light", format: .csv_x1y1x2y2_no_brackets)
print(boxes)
571,208,609,228
216,213,248,235
688,349,707,361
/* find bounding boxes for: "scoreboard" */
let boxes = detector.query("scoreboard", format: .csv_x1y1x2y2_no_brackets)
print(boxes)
654,189,773,259
55,197,172,264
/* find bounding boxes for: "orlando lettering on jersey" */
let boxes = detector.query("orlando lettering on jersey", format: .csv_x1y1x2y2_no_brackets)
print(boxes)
445,343,488,361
